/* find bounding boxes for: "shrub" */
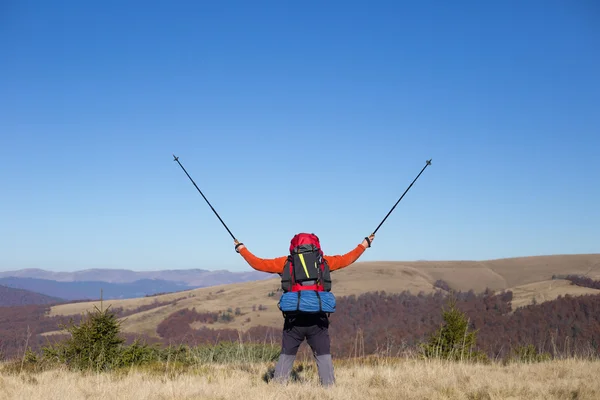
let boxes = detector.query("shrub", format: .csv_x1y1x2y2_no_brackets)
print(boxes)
508,344,552,363
116,339,162,367
42,304,125,371
219,312,234,323
434,280,451,291
420,297,488,362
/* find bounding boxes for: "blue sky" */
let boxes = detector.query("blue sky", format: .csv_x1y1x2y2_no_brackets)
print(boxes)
1,0,598,272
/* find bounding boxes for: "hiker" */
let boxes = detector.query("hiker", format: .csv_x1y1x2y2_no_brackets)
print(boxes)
234,233,375,386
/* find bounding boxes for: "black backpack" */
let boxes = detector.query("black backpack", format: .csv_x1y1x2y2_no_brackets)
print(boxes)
280,233,331,293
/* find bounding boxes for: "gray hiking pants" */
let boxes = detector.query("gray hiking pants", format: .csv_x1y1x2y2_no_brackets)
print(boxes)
273,313,335,386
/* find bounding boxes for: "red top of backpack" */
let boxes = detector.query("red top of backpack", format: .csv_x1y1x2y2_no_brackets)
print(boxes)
289,233,321,253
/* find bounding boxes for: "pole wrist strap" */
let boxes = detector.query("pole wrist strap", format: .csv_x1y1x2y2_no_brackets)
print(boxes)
364,237,371,248
235,242,244,253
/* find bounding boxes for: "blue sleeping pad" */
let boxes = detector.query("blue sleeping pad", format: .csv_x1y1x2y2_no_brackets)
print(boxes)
278,291,336,313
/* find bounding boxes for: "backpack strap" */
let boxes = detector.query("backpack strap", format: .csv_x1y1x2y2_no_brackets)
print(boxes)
280,255,294,292
316,291,323,312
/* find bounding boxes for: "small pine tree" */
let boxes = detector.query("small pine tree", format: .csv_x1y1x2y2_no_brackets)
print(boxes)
43,304,125,371
420,296,487,362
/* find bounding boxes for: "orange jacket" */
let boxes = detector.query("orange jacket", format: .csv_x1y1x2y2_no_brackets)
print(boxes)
238,244,366,274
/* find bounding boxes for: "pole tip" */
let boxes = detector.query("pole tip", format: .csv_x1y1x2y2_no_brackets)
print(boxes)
426,159,432,165
173,154,179,161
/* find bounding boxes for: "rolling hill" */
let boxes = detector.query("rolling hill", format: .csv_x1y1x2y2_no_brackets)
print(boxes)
46,253,600,338
0,285,64,306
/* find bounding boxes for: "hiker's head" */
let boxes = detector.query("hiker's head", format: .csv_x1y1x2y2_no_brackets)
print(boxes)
289,233,321,253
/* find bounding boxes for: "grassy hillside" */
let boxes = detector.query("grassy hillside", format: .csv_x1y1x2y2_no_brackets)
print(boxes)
0,285,64,306
47,254,600,338
510,279,600,308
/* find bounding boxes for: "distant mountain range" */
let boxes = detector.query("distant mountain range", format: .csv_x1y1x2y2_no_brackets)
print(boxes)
0,268,271,301
0,285,64,306
0,268,269,286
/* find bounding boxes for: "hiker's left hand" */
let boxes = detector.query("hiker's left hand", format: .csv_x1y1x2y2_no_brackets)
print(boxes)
234,240,245,253
362,234,375,248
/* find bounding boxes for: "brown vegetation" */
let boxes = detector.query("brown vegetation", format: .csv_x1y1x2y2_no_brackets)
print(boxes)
0,305,81,361
562,274,600,289
0,285,63,307
152,289,600,360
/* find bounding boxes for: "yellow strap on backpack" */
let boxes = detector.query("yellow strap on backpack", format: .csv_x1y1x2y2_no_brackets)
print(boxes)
298,253,310,278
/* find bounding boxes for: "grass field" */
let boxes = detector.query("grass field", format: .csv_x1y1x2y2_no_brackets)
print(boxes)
1,358,599,399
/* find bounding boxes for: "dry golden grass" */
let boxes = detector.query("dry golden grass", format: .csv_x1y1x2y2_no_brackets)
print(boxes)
510,279,600,309
45,254,600,338
481,254,600,288
2,359,600,399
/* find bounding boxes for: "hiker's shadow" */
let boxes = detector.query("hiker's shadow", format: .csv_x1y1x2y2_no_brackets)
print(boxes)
262,364,310,384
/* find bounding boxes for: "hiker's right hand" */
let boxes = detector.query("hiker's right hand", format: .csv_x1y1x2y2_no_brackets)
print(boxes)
362,234,375,248
234,240,245,253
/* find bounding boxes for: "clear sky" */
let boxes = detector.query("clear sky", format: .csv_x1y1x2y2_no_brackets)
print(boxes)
1,0,599,272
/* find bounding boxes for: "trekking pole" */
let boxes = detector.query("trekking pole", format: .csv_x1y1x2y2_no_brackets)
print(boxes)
372,159,432,235
173,154,238,241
